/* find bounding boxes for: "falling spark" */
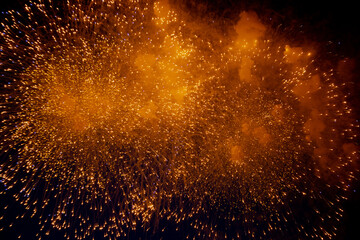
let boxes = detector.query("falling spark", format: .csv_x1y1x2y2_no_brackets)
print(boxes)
0,0,358,239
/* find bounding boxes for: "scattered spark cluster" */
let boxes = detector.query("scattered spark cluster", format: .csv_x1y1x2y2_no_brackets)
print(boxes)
0,0,358,239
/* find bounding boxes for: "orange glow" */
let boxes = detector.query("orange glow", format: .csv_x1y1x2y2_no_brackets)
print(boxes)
0,1,358,239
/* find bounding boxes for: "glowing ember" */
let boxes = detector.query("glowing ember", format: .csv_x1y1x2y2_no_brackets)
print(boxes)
0,0,358,239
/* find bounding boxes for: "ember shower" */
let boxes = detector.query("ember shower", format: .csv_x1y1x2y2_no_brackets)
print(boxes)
0,0,358,239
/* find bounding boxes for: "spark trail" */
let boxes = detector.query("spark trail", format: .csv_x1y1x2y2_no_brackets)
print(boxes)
0,0,358,239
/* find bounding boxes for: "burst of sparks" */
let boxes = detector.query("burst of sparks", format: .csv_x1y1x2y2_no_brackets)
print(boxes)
0,0,358,239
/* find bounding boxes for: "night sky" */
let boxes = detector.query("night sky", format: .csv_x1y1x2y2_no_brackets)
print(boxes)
1,0,359,239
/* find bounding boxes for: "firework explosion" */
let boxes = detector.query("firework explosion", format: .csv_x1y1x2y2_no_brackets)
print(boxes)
0,0,359,239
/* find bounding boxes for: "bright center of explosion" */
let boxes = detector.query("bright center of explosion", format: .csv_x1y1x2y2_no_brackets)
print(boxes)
0,0,358,239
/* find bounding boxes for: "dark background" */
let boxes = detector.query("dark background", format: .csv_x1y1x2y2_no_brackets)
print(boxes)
1,0,359,239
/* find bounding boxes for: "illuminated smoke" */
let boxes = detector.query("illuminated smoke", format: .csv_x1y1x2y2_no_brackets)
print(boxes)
0,0,358,239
